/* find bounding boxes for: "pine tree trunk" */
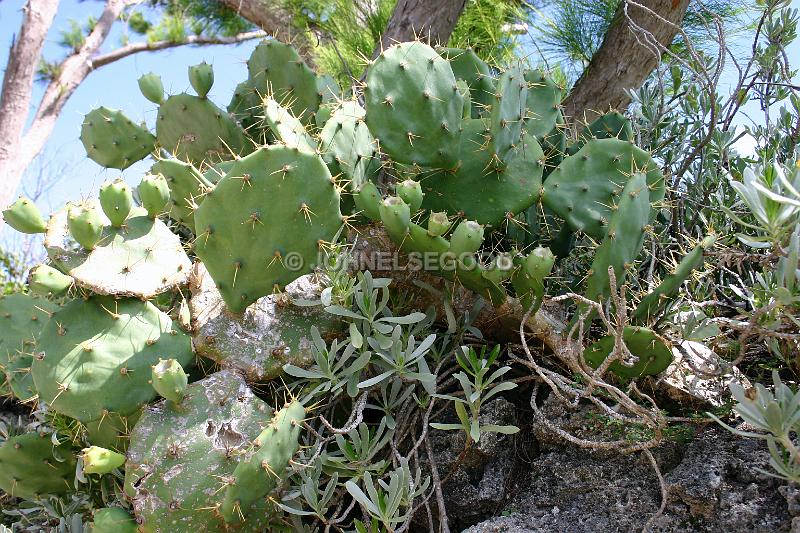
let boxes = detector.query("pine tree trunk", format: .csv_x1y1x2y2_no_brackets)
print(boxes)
376,0,468,52
562,0,691,124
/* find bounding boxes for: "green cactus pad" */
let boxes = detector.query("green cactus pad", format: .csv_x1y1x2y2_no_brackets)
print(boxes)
523,69,563,138
440,47,494,116
0,432,75,501
261,97,316,151
81,107,155,170
541,138,664,240
190,263,339,382
511,246,555,312
125,370,276,532
583,326,673,378
419,119,544,225
193,146,342,314
32,296,193,422
151,158,212,230
85,410,140,453
221,400,305,522
246,40,321,126
156,93,250,166
567,111,633,156
27,264,73,297
44,201,191,299
633,235,716,323
227,80,264,136
583,172,651,307
2,196,47,234
365,41,463,168
489,66,527,162
319,100,376,192
90,507,138,533
0,293,57,402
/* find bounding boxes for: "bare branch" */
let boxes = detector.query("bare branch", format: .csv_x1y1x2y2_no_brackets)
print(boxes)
91,30,266,69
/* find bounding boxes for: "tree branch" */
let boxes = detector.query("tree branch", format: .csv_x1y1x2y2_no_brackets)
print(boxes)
0,0,60,217
562,0,691,124
217,0,314,61
91,30,266,69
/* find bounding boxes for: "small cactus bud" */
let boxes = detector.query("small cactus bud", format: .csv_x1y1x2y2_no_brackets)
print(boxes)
151,358,188,403
67,203,104,250
138,174,170,219
396,179,423,212
81,445,126,474
427,211,450,237
99,179,133,227
188,62,214,98
138,73,165,104
2,196,47,234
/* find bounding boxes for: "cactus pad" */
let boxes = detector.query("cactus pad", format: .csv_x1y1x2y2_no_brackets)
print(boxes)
583,326,673,378
0,293,57,402
156,93,250,166
0,432,75,501
523,69,563,138
44,201,191,299
419,119,544,225
319,100,376,192
32,296,193,422
245,40,321,126
81,107,155,170
151,158,212,231
440,47,494,116
125,370,276,532
489,66,527,162
221,400,305,522
193,146,342,313
261,97,316,151
2,196,47,234
542,138,664,240
190,263,338,382
365,41,463,168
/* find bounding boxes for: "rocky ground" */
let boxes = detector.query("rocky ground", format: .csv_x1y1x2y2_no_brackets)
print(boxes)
424,394,796,533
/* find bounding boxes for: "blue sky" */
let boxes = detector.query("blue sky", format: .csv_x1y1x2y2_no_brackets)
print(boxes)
0,0,798,245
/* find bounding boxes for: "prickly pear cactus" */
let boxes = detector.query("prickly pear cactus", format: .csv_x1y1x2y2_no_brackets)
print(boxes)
541,138,664,240
221,399,305,523
583,326,673,378
190,263,340,382
80,107,155,170
365,41,463,168
0,432,76,501
150,157,211,231
125,370,277,532
32,296,192,422
44,200,191,299
418,119,545,225
0,293,57,402
193,146,343,313
2,196,47,234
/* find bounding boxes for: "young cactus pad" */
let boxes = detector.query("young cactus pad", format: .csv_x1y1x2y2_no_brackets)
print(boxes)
193,146,343,314
90,508,138,533
81,107,155,170
542,138,664,240
32,296,192,422
419,119,544,225
151,358,188,403
81,446,126,474
125,370,276,532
